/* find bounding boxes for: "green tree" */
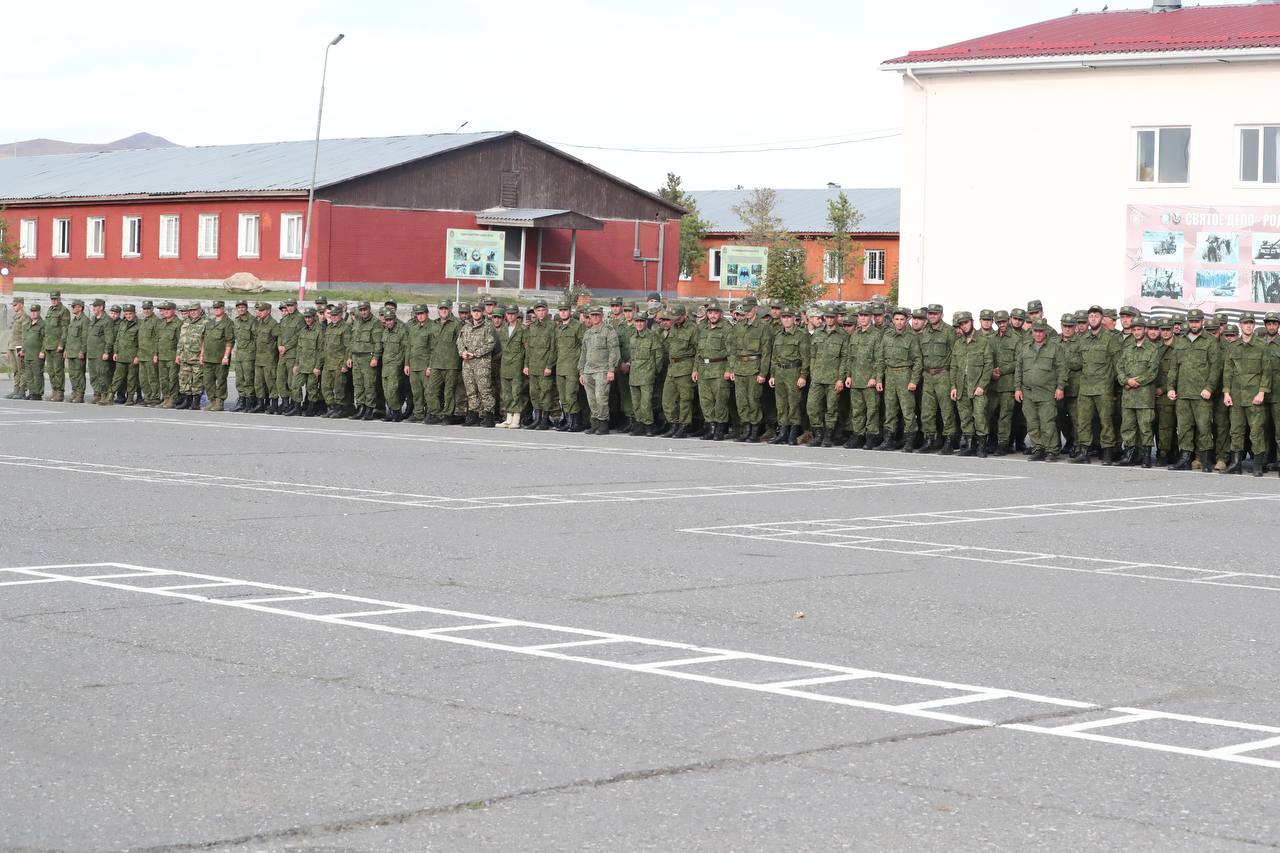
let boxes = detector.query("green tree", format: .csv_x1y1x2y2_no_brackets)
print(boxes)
762,236,824,308
0,208,23,272
731,187,782,246
820,192,864,302
884,270,899,305
657,173,711,279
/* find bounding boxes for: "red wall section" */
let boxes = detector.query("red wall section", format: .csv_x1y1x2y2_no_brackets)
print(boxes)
679,234,900,302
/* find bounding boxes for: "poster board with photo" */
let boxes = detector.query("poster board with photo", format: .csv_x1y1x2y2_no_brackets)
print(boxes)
720,245,769,292
1126,205,1280,312
446,229,505,281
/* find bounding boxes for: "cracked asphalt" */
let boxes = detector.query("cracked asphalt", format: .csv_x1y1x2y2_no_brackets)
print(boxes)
1,389,1278,852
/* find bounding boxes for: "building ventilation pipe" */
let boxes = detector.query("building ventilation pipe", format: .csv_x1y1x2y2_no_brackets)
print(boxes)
1152,0,1181,10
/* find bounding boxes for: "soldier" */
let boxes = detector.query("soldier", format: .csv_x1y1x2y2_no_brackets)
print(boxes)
43,291,70,401
293,307,324,416
6,296,26,399
729,297,772,442
876,307,922,451
22,303,45,400
1057,313,1080,455
1068,306,1122,465
1264,312,1280,473
405,305,433,423
64,299,88,403
693,299,733,441
806,309,846,448
322,305,353,418
231,300,256,411
458,304,498,427
1153,318,1179,463
347,301,382,420
1115,315,1160,467
521,300,556,430
1206,318,1232,471
425,300,462,425
275,299,303,414
659,306,698,438
768,308,810,446
248,303,279,413
950,311,993,457
1166,309,1221,472
495,305,528,428
110,304,142,405
1014,319,1068,462
1026,299,1056,338
137,301,160,405
199,301,234,412
1222,312,1272,476
553,303,585,432
626,308,666,436
844,305,883,449
977,308,995,337
175,303,205,409
86,299,115,404
379,306,408,421
577,305,620,435
156,302,182,408
918,303,956,454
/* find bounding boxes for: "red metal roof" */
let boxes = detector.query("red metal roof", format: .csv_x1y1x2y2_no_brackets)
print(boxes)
883,4,1280,65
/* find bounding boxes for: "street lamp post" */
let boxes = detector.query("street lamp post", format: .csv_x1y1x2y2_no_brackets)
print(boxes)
298,33,344,303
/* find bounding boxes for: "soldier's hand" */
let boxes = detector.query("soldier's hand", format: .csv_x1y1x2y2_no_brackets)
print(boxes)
578,374,586,386
1054,389,1064,401
522,367,530,376
425,367,432,376
1223,392,1233,407
755,374,764,385
543,367,552,377
1015,390,1024,403
1200,389,1212,401
691,370,699,383
907,382,917,392
369,357,378,368
875,382,883,393
345,357,353,369
1167,390,1177,401
38,351,45,360
974,387,985,397
151,355,158,364
768,377,776,388
992,368,1001,379
278,346,285,356
1126,377,1140,389
79,352,86,360
403,365,410,377
132,357,139,365
222,356,229,366
103,354,111,361
950,388,959,401
313,368,321,377
56,345,63,353
724,371,734,381
1253,391,1266,406
1156,388,1164,397
797,377,807,389
621,363,630,374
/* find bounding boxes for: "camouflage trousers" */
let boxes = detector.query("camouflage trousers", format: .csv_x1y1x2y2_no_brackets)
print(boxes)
111,360,139,398
629,381,655,425
806,382,841,430
408,367,430,419
88,356,111,398
1023,398,1059,452
462,358,495,413
556,372,582,415
66,355,87,397
582,371,611,421
324,364,352,407
425,368,458,417
989,389,1017,444
662,374,695,425
772,369,804,427
527,367,555,412
381,360,405,411
696,375,731,424
179,362,203,395
45,351,65,395
848,384,881,435
920,372,956,437
1119,405,1155,448
956,390,989,437
138,354,158,402
734,373,764,424
254,361,278,399
26,355,44,396
232,356,255,400
1176,396,1214,452
276,357,297,402
202,363,229,401
1214,395,1231,459
883,370,918,435
294,365,323,403
500,373,528,416
1229,403,1267,453
1075,392,1117,449
159,359,179,401
1155,397,1177,456
6,347,24,392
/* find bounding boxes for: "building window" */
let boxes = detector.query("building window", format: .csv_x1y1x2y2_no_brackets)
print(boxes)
707,248,722,281
52,218,71,257
122,216,142,257
1239,126,1279,184
159,215,180,258
1135,127,1190,184
280,213,303,259
198,214,219,258
864,249,886,284
238,213,260,259
822,251,842,284
678,264,691,281
86,217,105,257
19,219,37,258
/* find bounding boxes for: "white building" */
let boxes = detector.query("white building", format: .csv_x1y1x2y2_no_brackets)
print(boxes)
883,0,1280,320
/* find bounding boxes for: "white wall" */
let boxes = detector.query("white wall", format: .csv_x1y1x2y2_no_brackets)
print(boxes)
898,60,1279,321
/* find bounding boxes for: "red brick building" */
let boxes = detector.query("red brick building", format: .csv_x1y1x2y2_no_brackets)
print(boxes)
679,188,899,302
0,131,684,296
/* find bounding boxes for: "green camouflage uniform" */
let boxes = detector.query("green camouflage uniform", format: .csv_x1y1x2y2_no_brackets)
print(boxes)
845,324,883,437
881,325,923,439
425,314,461,418
662,318,698,427
522,316,556,415
64,309,89,400
201,312,235,404
22,315,44,396
232,310,256,402
1115,337,1160,451
254,314,280,400
694,318,733,426
770,325,810,428
322,318,352,408
380,315,409,413
627,323,666,427
806,326,846,432
177,313,205,396
952,331,993,439
43,302,70,398
1154,338,1178,458
6,301,26,395
407,316,433,420
348,312,382,409
1169,332,1221,453
731,317,773,427
918,323,956,440
458,316,498,414
554,317,585,416
1015,336,1069,453
498,320,528,418
138,310,161,403
157,314,181,403
988,329,1020,446
275,309,304,404
1223,334,1272,455
578,320,620,424
294,317,324,404
86,310,115,401
1070,329,1122,451
110,315,141,400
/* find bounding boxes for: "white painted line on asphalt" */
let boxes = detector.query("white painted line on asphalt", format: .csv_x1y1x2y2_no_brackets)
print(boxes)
523,638,625,651
896,692,1007,711
323,607,425,620
416,620,521,634
1209,736,1280,756
0,577,69,587
5,562,1278,772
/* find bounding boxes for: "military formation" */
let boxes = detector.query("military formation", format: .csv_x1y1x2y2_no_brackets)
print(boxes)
7,290,1280,477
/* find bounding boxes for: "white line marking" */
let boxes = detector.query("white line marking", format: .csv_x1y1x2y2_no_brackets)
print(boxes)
638,653,743,669
1208,736,1280,756
522,638,625,651
150,582,243,591
763,674,876,689
232,594,326,604
0,577,70,587
415,621,521,634
896,692,1007,711
5,562,1278,771
327,607,426,619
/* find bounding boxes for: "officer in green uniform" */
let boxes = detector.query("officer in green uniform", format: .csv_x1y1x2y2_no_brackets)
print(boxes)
521,301,556,430
918,304,956,453
875,307,922,451
157,302,182,408
231,300,256,411
347,301,382,420
137,300,160,405
85,299,115,404
405,305,432,423
174,303,205,409
659,306,698,437
626,308,666,436
950,311,993,457
1115,315,1160,467
1014,319,1068,461
844,305,884,449
250,303,280,413
275,299,303,414
729,297,772,442
322,305,353,418
1206,318,1232,470
379,306,408,420
1166,309,1221,472
986,310,1019,455
64,299,89,403
110,304,142,404
1222,312,1272,476
1263,312,1280,473
1154,318,1179,463
494,305,527,428
693,299,733,441
43,291,70,401
458,304,498,427
6,296,26,399
1068,306,1122,464
22,304,45,399
198,301,233,411
806,309,846,448
293,308,324,415
425,300,462,424
768,308,810,446
553,303,585,431
1057,313,1080,455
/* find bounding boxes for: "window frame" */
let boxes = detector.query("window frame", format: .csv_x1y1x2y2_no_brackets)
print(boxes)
822,250,842,285
86,217,105,258
19,218,37,258
159,214,180,258
198,214,220,259
707,248,722,282
237,213,261,259
1238,124,1279,185
279,212,303,259
864,249,886,284
52,218,71,258
121,215,142,258
1134,126,1191,186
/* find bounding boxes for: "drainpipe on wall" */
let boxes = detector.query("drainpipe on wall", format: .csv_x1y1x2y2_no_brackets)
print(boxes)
906,68,928,308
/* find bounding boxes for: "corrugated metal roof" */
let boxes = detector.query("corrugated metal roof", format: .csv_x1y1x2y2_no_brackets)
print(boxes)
883,4,1280,65
689,188,900,235
0,131,509,200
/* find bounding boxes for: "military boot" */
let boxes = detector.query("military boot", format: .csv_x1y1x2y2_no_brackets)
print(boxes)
820,428,834,448
844,433,865,450
958,436,975,457
1196,451,1213,472
1142,447,1153,469
1223,451,1243,474
1100,447,1115,466
902,432,921,453
863,431,882,450
769,425,789,445
711,423,726,441
208,399,223,413
810,428,825,447
874,429,895,450
976,437,988,459
940,434,957,455
785,425,799,446
1067,446,1090,464
1028,447,1047,462
175,394,192,410
595,418,608,435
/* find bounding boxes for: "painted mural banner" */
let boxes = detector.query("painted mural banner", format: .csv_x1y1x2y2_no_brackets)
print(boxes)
446,229,505,280
1126,205,1280,313
720,245,769,293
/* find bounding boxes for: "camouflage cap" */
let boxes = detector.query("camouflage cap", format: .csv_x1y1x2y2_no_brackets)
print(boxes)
870,304,885,316
28,302,41,311
927,303,943,314
1172,314,1186,324
1060,313,1075,325
1265,312,1280,323
911,308,927,319
437,299,453,309
742,296,758,308
412,304,429,314
954,311,973,324
313,296,329,305
645,304,661,318
459,302,476,312
141,300,153,309
211,300,225,309
1224,324,1239,335
327,305,342,315
1158,318,1174,330
609,297,623,307
979,309,994,320
841,314,857,325
858,304,872,315
1031,319,1049,331
482,296,497,306
1026,299,1043,312
1010,308,1028,320
1102,308,1118,320
821,307,836,318
302,307,317,318
91,298,106,307
357,301,371,310
623,301,637,311
994,309,1010,322
71,298,85,308
504,304,519,314
769,299,784,310
380,307,397,319
1131,314,1147,327
1074,311,1089,324
1239,312,1257,324
235,299,248,308
646,292,662,301
588,304,604,315
1214,311,1230,323
1119,305,1140,317
48,290,61,299
277,302,288,310
1205,318,1222,330
163,301,178,310
108,304,121,312
705,299,723,311
255,301,271,311
667,305,687,318
891,306,909,318
532,300,547,309
556,302,572,311
122,303,136,312
1186,308,1205,321
284,298,298,306
10,296,24,304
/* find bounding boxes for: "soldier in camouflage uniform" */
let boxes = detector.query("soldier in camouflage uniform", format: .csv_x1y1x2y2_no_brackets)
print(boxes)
273,299,303,415
521,301,556,430
379,306,408,420
877,307,923,451
659,306,698,438
200,300,235,411
231,300,256,411
844,305,883,449
1067,306,1121,464
322,305,354,418
250,302,280,413
626,307,666,436
137,301,160,405
1114,316,1160,467
1153,318,1178,463
6,296,26,399
1263,312,1280,473
987,311,1020,455
1222,312,1272,476
22,304,45,399
1166,309,1221,472
554,303,585,431
729,297,772,442
43,292,70,401
156,302,182,408
110,304,142,404
64,299,89,403
768,308,810,446
458,304,498,427
806,310,846,448
496,304,528,428
918,304,956,454
950,312,993,457
175,303,205,409
425,300,462,424
1015,319,1069,461
693,300,733,441
577,305,620,435
405,305,432,423
292,308,324,416
86,299,114,404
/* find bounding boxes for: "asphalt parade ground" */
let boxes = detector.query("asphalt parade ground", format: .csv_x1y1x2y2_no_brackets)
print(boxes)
2,383,1278,852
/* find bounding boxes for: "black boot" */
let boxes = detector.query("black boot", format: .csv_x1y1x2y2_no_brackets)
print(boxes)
645,423,658,437
976,437,988,458
821,428,834,448
1028,447,1047,462
659,422,676,438
769,425,789,445
939,434,955,455
361,405,376,421
174,394,191,410
786,425,800,446
1223,451,1243,474
958,436,975,457
700,423,715,441
584,417,598,435
571,413,585,432
874,429,895,451
863,431,882,450
919,434,939,454
1198,451,1213,473
810,428,825,447
844,433,865,450
619,417,632,433
462,412,478,427
1142,446,1153,469
554,412,570,431
667,424,684,439
713,423,727,441
1168,451,1192,471
1252,457,1265,477
735,423,751,443
252,396,268,413
480,413,495,428
1068,446,1090,464
902,432,920,453
596,419,609,436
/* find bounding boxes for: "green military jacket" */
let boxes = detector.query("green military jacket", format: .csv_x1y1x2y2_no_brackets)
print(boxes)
407,320,432,371
85,313,114,360
951,332,993,393
1167,333,1222,397
730,318,772,377
554,319,584,376
65,312,88,359
522,318,555,372
1222,336,1272,405
578,322,620,374
23,316,44,353
1264,335,1280,393
349,315,382,358
918,324,954,383
1014,337,1068,402
770,327,810,381
627,326,665,386
322,321,350,368
254,317,280,366
844,327,882,387
457,318,496,360
1070,329,1122,396
177,316,203,363
233,313,255,357
663,321,698,378
44,304,69,350
202,314,234,364
157,317,181,361
277,312,304,360
427,316,461,370
380,320,408,365
989,330,1020,393
137,314,160,358
694,320,732,369
881,327,923,385
113,319,140,361
1115,338,1161,409
1155,341,1177,399
498,323,526,378
295,322,323,373
809,327,846,384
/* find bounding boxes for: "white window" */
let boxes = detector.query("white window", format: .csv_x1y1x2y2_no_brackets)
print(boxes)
1239,126,1280,184
678,264,691,281
279,212,303,259
86,217,105,257
19,219,37,258
122,216,142,257
52,218,71,257
707,248,722,281
1135,127,1190,184
864,249,886,284
198,214,220,258
159,215,180,258
822,251,841,284
238,213,260,259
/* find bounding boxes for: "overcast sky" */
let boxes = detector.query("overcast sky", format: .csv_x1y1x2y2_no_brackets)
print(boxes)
10,0,1244,193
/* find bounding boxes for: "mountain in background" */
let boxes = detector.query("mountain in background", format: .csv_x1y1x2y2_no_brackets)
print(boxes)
0,132,180,158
